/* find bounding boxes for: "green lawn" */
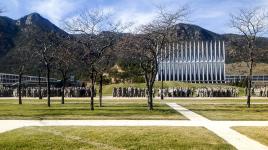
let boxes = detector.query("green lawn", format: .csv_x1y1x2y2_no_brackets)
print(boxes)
1,98,268,105
167,99,268,104
182,104,268,120
0,98,101,104
233,127,268,146
0,126,236,150
0,99,185,120
1,98,267,120
101,81,242,96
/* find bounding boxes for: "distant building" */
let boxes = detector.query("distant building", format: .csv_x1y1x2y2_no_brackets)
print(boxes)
0,73,58,86
225,75,268,83
157,41,225,83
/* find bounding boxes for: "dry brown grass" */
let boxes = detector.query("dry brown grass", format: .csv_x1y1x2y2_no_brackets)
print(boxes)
0,127,236,150
233,127,268,146
226,62,268,75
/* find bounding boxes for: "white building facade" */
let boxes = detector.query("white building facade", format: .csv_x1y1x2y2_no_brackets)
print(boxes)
0,73,58,86
157,41,225,83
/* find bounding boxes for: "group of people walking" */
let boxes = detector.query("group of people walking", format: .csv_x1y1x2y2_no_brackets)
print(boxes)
2,86,268,98
157,88,194,97
195,87,239,97
112,87,151,97
0,87,96,97
0,87,13,97
251,87,268,97
112,87,240,97
63,87,96,97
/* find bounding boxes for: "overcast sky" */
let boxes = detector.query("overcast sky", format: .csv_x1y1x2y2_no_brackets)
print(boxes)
1,0,268,34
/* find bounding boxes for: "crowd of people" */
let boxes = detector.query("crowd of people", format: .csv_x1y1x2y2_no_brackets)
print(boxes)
157,87,239,97
157,88,194,97
195,87,239,97
1,86,268,98
112,87,151,97
0,87,96,97
0,87,13,97
251,87,268,97
113,87,240,97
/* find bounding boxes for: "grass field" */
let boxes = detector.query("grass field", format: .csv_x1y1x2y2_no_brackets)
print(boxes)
0,99,185,120
232,127,268,147
1,97,267,120
182,104,268,120
0,126,236,150
167,98,268,104
101,81,243,96
1,98,268,120
2,98,268,104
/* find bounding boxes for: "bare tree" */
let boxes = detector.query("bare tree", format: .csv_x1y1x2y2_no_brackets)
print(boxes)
65,8,124,110
230,7,268,108
3,27,35,104
29,54,45,100
95,47,117,107
38,32,61,107
6,47,33,104
54,36,77,104
121,6,189,110
16,49,30,104
36,63,44,100
27,28,61,107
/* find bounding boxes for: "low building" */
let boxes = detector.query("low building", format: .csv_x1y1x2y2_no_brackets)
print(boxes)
225,75,268,83
0,73,58,86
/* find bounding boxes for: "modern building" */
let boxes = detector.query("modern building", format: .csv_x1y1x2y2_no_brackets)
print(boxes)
157,41,225,83
0,73,58,86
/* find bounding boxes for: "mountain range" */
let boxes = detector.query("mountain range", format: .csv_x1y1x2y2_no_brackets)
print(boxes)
0,13,267,75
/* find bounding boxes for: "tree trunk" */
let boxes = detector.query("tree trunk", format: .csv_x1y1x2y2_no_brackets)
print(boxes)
47,64,51,107
148,83,153,110
18,73,22,105
38,71,42,100
99,74,103,107
247,60,253,108
144,73,154,110
90,70,94,110
145,79,154,110
61,77,66,104
161,79,164,100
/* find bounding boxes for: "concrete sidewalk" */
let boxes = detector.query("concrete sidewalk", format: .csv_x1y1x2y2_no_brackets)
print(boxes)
0,96,268,100
167,103,268,150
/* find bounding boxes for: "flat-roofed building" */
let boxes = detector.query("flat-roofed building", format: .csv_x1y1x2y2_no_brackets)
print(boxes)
226,75,268,83
0,73,58,86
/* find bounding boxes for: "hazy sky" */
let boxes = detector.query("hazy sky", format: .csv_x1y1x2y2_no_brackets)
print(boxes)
1,0,268,34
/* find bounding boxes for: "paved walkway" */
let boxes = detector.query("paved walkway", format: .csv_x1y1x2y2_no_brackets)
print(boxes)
167,103,268,150
1,103,268,149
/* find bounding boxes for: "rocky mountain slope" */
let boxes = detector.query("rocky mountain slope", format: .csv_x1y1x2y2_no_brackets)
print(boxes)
0,12,67,56
0,13,267,75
